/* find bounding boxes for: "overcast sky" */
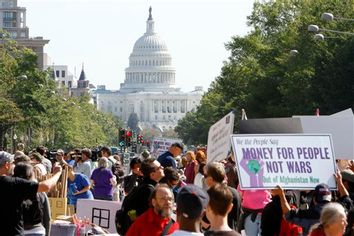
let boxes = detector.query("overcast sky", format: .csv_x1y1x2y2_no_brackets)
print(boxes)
20,0,254,92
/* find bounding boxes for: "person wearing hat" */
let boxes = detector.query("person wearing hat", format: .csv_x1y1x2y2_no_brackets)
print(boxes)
157,142,183,170
0,151,63,235
170,184,209,236
274,170,351,236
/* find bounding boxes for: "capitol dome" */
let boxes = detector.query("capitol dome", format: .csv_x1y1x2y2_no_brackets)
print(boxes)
120,7,178,93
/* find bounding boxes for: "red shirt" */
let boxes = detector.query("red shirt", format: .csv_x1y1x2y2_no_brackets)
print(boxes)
126,208,179,236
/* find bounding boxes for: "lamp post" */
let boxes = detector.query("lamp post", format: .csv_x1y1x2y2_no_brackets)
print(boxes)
12,133,17,154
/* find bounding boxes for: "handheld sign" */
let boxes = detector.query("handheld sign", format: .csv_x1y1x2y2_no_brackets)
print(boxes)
231,134,336,190
207,111,235,163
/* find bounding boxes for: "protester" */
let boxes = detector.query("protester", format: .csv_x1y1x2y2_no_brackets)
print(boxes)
205,183,241,236
274,170,352,235
30,152,47,176
0,151,62,235
184,151,197,184
224,154,238,189
134,157,165,216
194,162,207,190
171,184,209,236
100,146,115,169
205,162,241,231
126,184,179,236
237,185,271,235
73,148,92,179
160,166,181,200
308,202,347,236
67,165,93,209
90,157,117,201
122,157,143,195
261,190,302,236
36,146,52,174
14,162,51,236
157,142,183,169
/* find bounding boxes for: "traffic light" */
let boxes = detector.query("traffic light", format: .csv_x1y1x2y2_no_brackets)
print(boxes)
118,128,126,147
137,134,143,144
126,130,132,146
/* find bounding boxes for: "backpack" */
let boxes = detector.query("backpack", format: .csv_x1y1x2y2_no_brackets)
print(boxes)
115,183,154,235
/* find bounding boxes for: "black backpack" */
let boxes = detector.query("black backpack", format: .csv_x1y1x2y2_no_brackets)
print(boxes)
115,184,154,235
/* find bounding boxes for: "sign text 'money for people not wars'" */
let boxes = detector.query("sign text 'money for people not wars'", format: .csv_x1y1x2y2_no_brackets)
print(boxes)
207,111,235,163
231,134,337,190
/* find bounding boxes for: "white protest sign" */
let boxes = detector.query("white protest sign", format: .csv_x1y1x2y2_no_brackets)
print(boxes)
76,199,121,233
207,111,235,163
150,137,183,157
231,134,336,190
294,111,354,160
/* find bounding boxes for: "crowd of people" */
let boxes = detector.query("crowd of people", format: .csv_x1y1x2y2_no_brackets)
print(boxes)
1,141,354,236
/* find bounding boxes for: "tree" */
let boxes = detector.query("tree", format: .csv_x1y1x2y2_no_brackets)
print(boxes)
176,0,354,145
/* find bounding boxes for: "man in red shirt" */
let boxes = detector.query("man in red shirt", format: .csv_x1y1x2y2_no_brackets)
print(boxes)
126,184,179,236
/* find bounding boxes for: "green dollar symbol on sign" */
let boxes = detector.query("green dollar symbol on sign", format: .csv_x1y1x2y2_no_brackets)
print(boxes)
247,160,261,174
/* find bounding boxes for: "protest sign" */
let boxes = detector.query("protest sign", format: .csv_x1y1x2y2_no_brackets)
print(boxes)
295,109,354,160
231,134,336,190
150,137,183,157
207,111,235,163
76,199,121,233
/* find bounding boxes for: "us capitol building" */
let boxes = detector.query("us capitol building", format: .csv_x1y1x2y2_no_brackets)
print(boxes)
95,7,203,131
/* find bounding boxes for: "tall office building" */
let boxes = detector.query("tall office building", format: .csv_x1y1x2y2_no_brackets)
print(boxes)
0,0,49,69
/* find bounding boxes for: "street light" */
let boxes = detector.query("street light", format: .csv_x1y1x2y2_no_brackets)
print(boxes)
321,12,354,22
308,24,354,35
313,33,340,41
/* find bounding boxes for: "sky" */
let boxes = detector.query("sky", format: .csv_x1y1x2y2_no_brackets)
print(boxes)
19,0,255,92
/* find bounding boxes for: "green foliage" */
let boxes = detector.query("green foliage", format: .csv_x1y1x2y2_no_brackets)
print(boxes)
176,0,354,145
0,34,123,151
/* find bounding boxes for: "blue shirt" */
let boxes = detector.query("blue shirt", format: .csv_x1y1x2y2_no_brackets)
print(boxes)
67,173,93,206
157,151,177,169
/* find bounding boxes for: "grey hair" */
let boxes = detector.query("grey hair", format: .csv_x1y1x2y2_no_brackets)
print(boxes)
320,202,346,227
98,157,109,169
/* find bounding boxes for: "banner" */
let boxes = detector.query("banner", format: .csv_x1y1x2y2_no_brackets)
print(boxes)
231,134,337,190
150,137,183,157
207,111,235,163
76,199,121,233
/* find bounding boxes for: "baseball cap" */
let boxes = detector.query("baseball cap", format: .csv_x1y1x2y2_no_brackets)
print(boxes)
0,151,14,166
176,184,209,219
314,183,332,202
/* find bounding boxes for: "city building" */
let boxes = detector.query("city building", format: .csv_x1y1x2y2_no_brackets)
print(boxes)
0,0,49,69
95,7,203,131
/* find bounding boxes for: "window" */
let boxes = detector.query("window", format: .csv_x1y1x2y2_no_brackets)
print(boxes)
61,81,65,86
61,70,65,77
162,101,166,113
68,81,72,88
55,70,60,78
154,101,159,113
180,100,186,113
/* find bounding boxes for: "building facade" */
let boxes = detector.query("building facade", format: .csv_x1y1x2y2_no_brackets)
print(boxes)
0,0,49,69
96,7,202,131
